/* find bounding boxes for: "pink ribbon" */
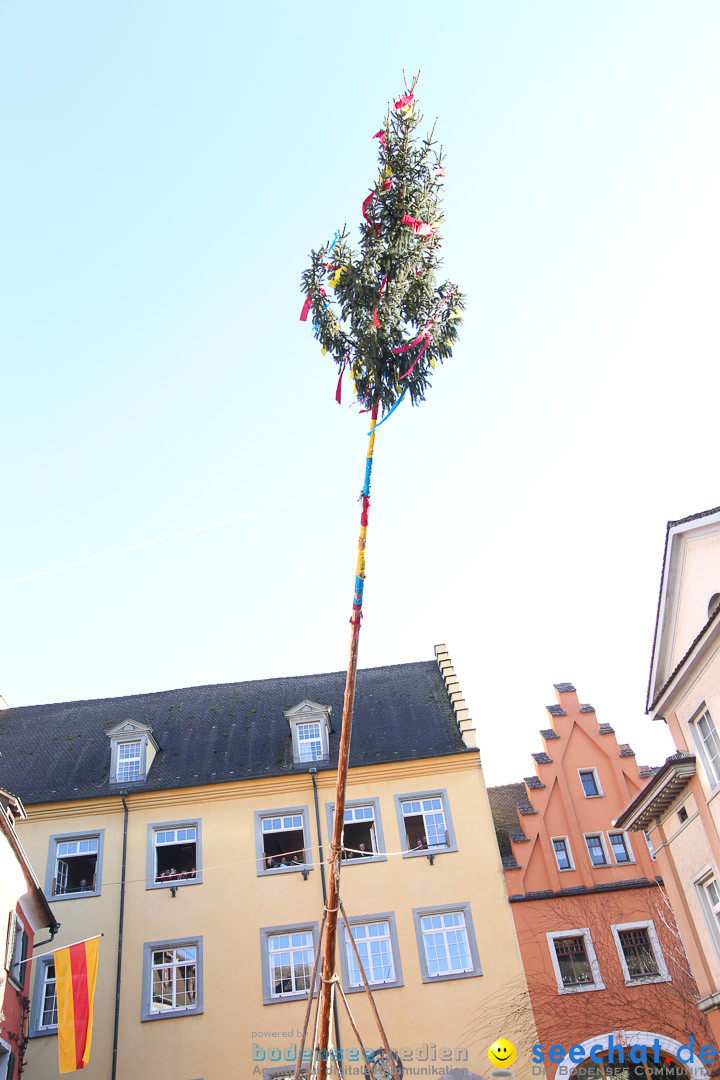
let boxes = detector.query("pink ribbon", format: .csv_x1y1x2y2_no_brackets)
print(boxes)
362,191,375,224
372,274,388,329
336,350,350,404
392,284,457,375
299,287,327,322
401,214,435,237
400,333,431,379
394,93,415,110
373,130,386,150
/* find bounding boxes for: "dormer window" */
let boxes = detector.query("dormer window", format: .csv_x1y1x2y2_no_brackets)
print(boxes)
107,719,159,785
117,741,142,782
284,701,331,766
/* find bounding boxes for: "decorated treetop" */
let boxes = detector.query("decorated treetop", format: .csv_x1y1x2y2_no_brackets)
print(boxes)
300,76,464,418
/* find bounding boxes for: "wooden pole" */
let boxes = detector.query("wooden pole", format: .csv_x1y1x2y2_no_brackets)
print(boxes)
339,902,402,1080
316,405,378,1080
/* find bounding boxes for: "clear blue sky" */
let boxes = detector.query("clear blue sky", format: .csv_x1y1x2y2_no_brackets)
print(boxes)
2,1,719,782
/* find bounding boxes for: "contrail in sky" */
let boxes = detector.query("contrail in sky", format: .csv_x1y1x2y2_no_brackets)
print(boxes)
0,491,331,589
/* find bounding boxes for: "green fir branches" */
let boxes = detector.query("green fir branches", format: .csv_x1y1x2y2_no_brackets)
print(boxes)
301,77,464,415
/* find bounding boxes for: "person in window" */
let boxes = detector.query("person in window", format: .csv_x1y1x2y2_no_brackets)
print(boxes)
414,838,427,851
264,853,279,869
79,878,91,890
356,843,370,857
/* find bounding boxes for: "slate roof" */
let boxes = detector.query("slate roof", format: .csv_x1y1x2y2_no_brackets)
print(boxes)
553,682,576,693
539,728,560,741
0,661,473,806
487,782,527,861
546,705,566,717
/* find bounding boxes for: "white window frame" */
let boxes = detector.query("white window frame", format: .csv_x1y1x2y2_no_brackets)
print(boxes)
260,921,319,1006
689,706,720,790
116,739,143,782
296,721,325,763
546,928,605,994
551,835,575,871
45,829,104,901
141,937,203,1021
608,831,635,866
694,867,720,960
412,902,482,984
29,956,58,1037
5,913,28,990
610,920,670,986
578,767,603,798
644,830,656,860
394,790,458,857
254,806,313,876
584,832,610,868
146,819,202,890
325,798,387,865
338,912,404,993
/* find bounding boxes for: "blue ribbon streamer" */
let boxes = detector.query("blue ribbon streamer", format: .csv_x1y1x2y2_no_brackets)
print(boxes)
328,231,339,254
361,456,374,497
353,576,365,605
368,386,407,435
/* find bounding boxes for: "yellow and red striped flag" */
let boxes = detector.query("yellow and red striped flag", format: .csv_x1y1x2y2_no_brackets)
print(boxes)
55,936,100,1073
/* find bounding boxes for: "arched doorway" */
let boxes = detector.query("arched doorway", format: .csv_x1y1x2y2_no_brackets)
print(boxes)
557,1032,710,1080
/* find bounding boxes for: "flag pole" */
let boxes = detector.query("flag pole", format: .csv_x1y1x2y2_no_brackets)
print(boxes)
16,932,104,967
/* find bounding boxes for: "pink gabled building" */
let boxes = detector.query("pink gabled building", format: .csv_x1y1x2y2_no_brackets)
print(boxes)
489,683,710,1079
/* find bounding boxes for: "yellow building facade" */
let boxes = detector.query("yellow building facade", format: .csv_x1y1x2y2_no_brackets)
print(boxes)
1,649,536,1080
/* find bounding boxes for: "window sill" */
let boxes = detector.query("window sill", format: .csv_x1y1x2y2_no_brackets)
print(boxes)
141,1007,203,1023
557,866,576,873
49,891,101,902
340,854,387,866
147,877,202,891
623,974,671,987
29,1028,58,1039
259,865,311,876
402,846,457,860
557,981,605,995
344,979,403,994
264,991,313,1006
419,968,481,984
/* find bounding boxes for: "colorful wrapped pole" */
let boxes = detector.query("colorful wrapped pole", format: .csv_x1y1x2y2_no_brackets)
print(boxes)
299,76,463,1080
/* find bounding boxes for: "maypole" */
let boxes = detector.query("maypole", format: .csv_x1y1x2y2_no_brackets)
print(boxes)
300,74,464,1078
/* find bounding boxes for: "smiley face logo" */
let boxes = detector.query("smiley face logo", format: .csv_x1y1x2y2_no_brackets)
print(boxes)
488,1039,517,1069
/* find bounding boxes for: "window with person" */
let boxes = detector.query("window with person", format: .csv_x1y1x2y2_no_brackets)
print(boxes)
149,822,200,886
48,832,103,898
257,808,310,873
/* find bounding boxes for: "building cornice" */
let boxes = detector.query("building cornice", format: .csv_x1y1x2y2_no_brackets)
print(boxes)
21,752,480,821
614,754,696,832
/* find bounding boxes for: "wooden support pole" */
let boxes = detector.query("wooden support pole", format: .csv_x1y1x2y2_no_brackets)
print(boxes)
339,902,402,1080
